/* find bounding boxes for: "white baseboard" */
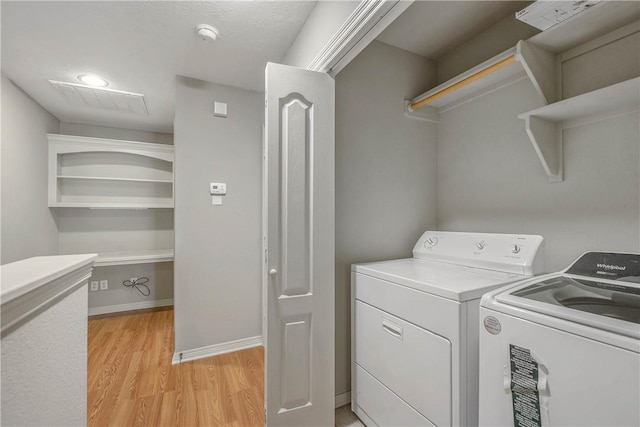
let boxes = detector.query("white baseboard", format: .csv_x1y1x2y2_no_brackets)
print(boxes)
335,391,351,408
172,335,263,364
88,298,173,316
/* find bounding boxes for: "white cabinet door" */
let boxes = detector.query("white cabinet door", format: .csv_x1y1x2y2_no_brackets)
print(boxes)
264,62,335,427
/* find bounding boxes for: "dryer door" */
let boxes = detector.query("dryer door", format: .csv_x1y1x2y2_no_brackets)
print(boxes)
354,300,452,426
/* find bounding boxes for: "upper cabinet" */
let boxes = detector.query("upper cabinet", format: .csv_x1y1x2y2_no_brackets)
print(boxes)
48,134,174,208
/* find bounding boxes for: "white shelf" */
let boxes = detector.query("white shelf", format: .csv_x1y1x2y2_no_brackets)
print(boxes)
518,78,640,123
48,134,174,209
57,175,173,184
47,134,174,160
518,77,640,183
408,40,555,115
50,202,174,209
94,249,174,267
406,3,639,184
407,1,640,116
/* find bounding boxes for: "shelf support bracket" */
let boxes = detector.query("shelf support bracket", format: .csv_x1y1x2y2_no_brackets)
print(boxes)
516,40,557,105
523,116,563,182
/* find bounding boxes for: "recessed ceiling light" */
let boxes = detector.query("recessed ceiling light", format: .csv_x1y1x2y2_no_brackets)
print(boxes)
77,74,109,87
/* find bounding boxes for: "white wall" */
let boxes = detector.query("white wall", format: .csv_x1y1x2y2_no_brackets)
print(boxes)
335,40,438,395
437,35,640,271
1,74,60,264
174,76,262,354
282,1,360,68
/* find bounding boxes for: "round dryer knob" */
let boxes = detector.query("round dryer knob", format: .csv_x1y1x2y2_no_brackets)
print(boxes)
511,244,521,254
475,241,486,250
424,237,438,248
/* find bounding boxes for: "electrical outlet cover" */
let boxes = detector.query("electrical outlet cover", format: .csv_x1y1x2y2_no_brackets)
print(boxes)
90,281,99,291
99,280,108,290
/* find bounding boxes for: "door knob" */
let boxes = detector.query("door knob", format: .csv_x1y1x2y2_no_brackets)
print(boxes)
269,269,277,276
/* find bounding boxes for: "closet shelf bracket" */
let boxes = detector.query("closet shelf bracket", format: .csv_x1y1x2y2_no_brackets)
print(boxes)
521,115,564,183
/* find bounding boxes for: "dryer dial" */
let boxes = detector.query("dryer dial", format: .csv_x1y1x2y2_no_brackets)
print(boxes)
424,237,438,248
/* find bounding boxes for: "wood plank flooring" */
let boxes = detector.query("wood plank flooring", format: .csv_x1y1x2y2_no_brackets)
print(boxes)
88,307,264,426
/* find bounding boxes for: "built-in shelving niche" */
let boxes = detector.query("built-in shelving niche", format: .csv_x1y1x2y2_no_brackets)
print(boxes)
48,134,174,208
48,134,175,268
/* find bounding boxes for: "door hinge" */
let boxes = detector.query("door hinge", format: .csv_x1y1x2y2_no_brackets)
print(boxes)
264,407,267,426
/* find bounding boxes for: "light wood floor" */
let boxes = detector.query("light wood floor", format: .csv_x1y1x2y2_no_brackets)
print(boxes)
88,307,264,426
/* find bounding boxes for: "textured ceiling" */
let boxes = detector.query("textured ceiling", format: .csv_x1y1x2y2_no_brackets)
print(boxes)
1,1,316,133
377,1,532,59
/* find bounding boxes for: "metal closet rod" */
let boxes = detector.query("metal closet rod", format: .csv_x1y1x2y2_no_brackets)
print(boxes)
410,55,516,111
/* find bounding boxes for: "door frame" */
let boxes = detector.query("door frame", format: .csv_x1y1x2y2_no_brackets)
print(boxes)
307,0,413,76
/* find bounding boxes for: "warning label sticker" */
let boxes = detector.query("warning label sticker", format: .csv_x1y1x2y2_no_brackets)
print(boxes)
510,344,542,427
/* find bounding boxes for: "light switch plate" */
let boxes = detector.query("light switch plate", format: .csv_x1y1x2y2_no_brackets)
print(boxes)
214,101,227,118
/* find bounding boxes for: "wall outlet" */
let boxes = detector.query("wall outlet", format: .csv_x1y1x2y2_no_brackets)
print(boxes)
90,281,99,291
99,280,108,290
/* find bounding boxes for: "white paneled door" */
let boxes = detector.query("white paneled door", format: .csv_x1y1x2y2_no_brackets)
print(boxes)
264,62,335,427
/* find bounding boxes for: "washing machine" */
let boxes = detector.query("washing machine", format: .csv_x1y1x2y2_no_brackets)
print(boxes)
479,252,640,427
351,231,545,427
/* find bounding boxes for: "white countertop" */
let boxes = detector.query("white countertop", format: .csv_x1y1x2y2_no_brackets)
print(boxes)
1,254,97,305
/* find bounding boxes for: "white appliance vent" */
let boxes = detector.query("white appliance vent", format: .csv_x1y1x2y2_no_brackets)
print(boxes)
49,80,149,115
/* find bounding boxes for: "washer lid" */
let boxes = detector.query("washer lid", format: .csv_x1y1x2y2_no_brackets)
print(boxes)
352,258,522,301
488,251,640,339
507,275,640,325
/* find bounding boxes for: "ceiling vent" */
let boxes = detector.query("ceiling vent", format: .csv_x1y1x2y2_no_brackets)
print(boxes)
49,80,149,115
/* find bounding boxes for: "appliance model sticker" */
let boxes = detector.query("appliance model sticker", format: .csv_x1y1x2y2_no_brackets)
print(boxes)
510,344,542,427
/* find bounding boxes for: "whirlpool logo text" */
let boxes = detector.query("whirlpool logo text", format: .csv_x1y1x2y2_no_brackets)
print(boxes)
596,263,627,271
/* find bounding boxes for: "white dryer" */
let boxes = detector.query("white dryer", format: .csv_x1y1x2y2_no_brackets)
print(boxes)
351,231,545,427
479,252,640,427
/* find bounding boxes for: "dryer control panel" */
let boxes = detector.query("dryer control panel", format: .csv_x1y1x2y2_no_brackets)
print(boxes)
413,231,545,275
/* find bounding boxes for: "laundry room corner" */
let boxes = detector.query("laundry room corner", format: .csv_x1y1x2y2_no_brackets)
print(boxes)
334,40,439,399
436,22,640,270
